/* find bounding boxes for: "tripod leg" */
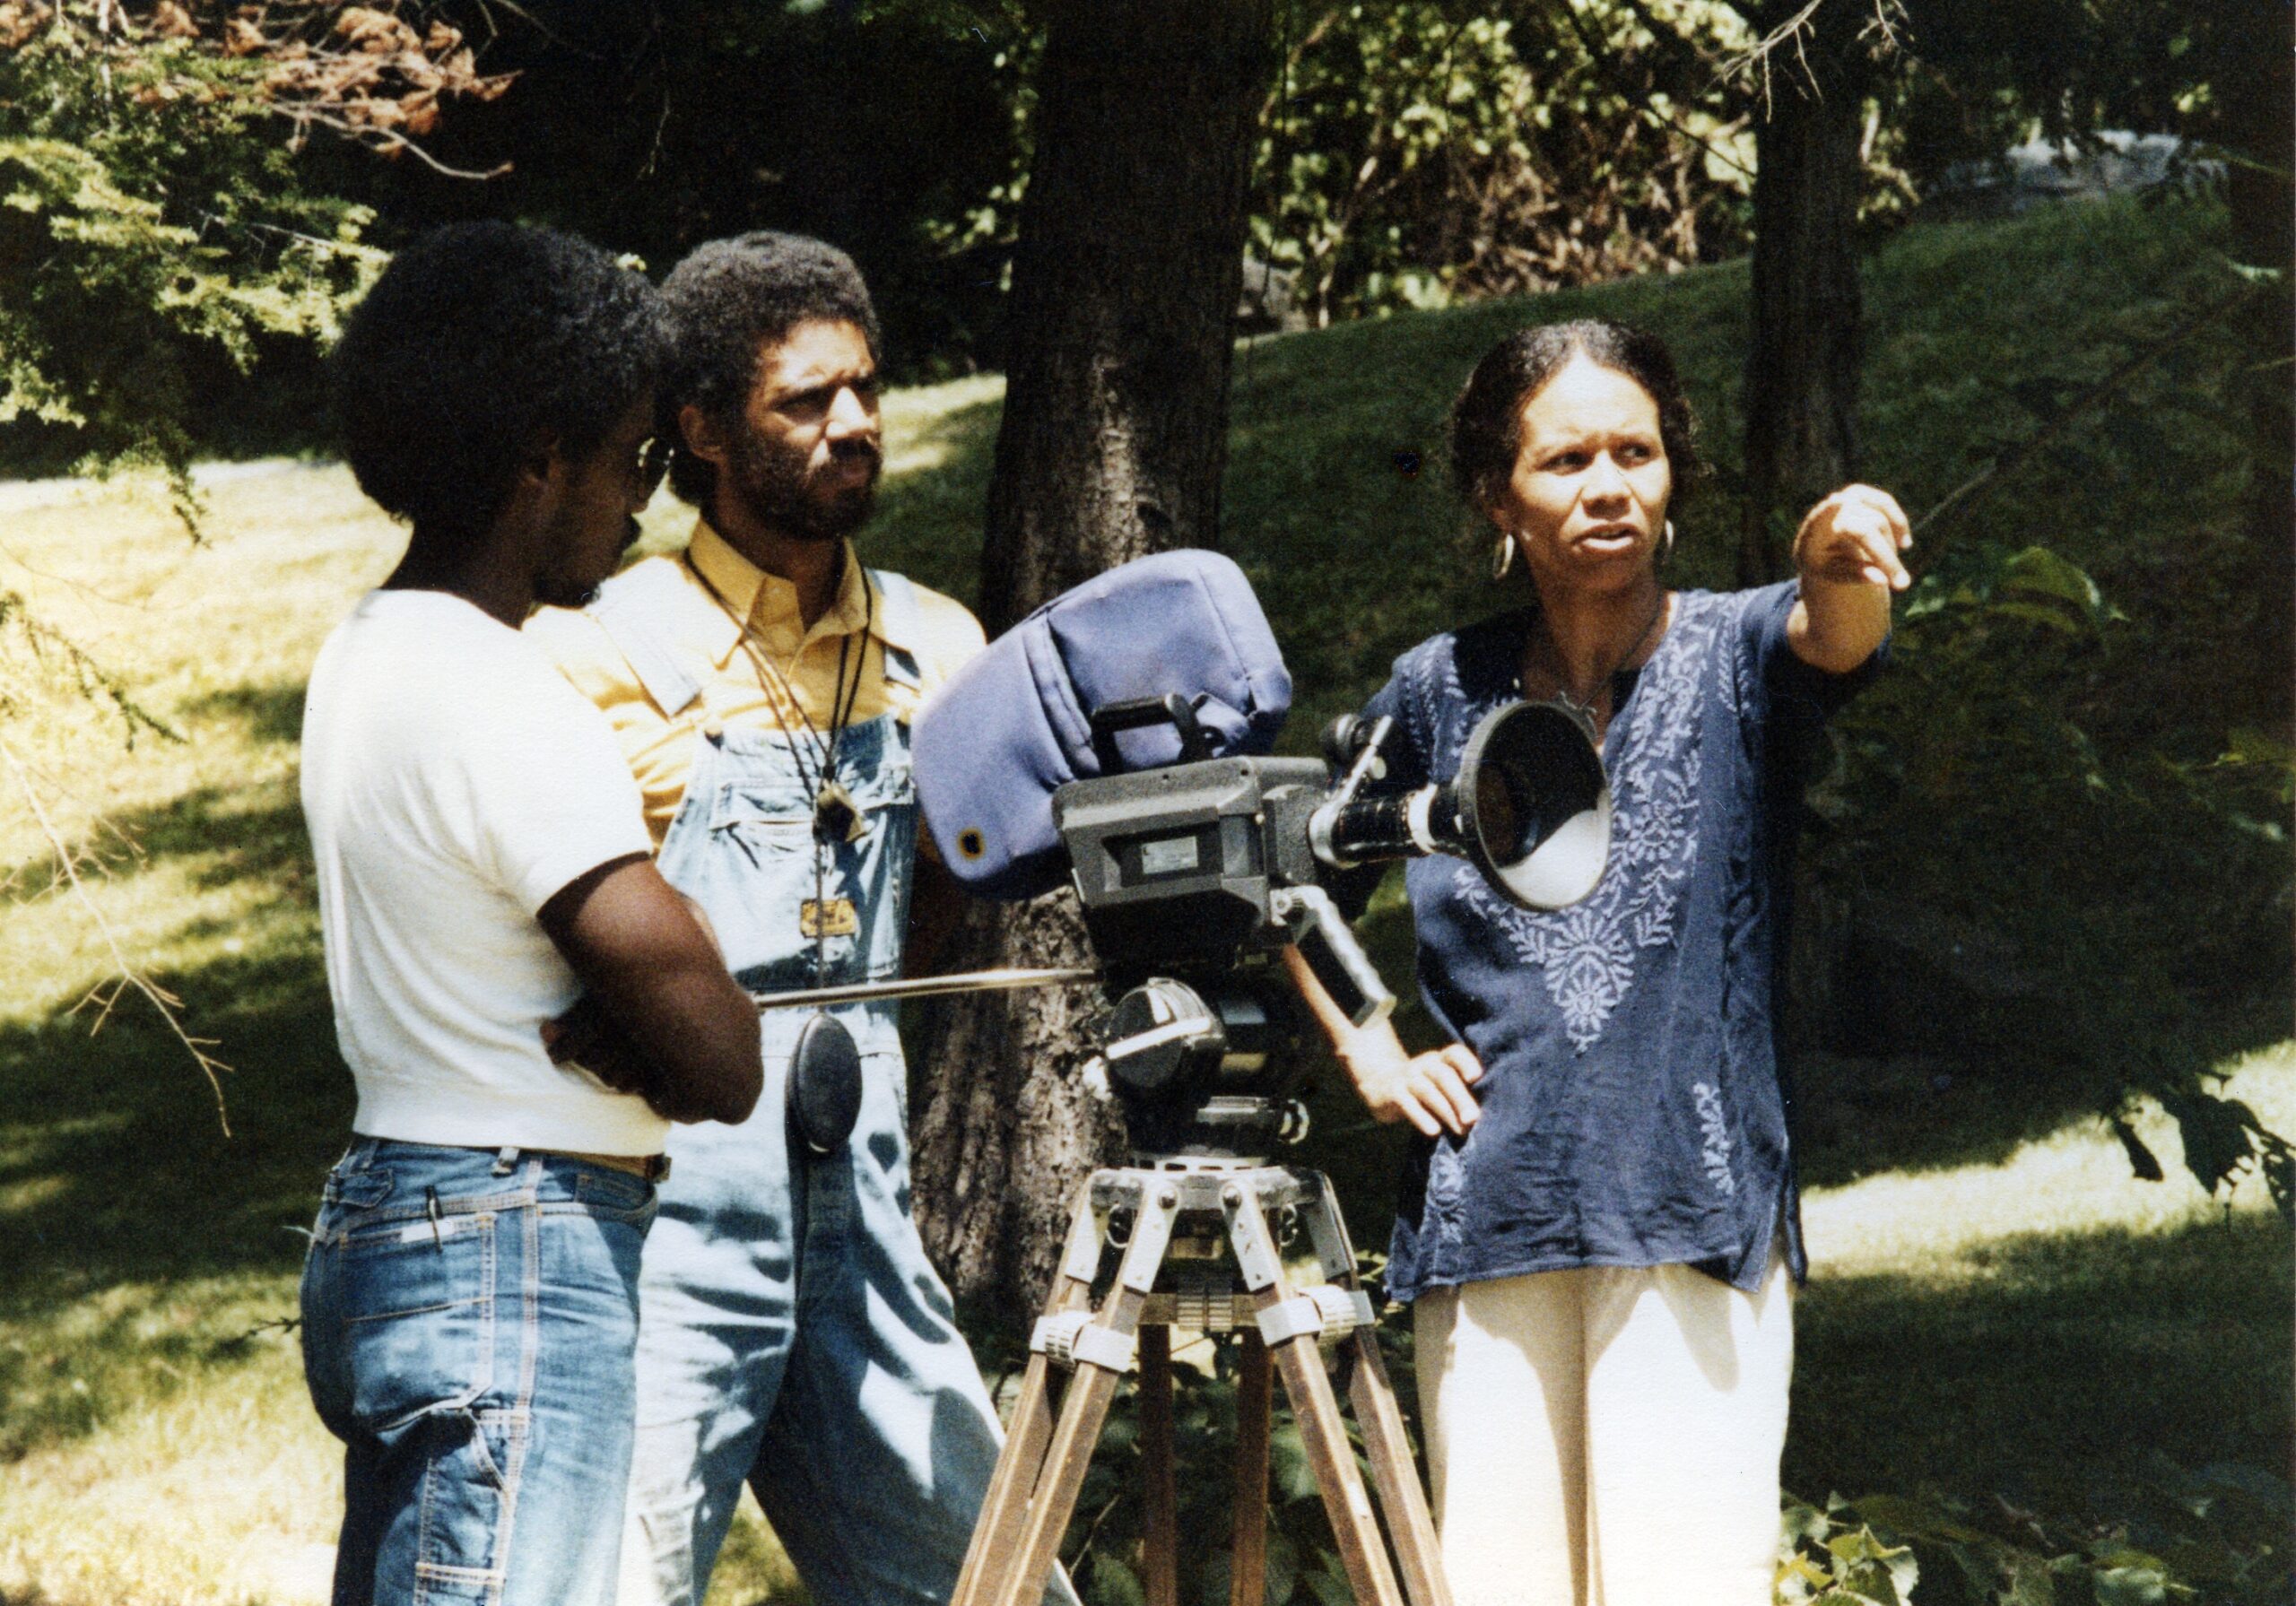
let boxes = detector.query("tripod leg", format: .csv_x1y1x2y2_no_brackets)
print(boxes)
1295,1175,1451,1606
952,1185,1104,1606
1226,1182,1406,1606
1345,1329,1451,1606
991,1181,1183,1606
1229,1331,1272,1606
1139,1323,1179,1606
1261,1307,1407,1606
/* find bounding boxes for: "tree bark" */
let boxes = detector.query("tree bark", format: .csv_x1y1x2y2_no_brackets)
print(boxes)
910,0,1274,1316
2212,0,2293,734
1736,0,1869,585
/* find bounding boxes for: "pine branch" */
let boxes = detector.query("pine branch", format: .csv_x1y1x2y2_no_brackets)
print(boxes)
1,732,233,1135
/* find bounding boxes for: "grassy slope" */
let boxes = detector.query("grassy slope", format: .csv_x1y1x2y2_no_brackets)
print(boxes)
0,195,2284,1604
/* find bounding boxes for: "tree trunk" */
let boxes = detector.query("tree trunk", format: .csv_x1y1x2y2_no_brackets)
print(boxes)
2213,0,2293,735
1736,0,1868,586
910,0,1274,1317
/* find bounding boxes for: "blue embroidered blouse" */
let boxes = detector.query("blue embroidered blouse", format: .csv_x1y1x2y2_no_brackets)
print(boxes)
1358,580,1873,1298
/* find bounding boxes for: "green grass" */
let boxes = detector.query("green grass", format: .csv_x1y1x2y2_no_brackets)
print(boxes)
1,194,2287,1604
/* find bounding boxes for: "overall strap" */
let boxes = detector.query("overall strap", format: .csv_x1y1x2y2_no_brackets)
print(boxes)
588,569,707,719
870,569,923,692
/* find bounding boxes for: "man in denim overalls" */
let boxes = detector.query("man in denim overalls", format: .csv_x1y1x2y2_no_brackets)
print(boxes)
528,234,1067,1606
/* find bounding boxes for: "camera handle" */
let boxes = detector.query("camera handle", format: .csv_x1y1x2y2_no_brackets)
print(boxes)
1087,693,1215,768
1273,884,1395,1030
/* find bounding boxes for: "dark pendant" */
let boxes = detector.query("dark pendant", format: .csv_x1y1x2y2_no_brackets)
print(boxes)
787,1011,864,1154
813,779,864,845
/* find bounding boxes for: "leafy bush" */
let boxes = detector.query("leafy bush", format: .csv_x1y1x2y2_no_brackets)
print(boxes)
1250,0,1755,327
1783,1459,2292,1606
1805,471,2292,1209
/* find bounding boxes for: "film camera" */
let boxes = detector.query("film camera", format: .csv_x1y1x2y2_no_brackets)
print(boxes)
913,551,1610,1164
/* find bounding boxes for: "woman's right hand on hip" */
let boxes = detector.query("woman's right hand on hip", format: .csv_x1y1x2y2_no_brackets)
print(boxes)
1344,1036,1484,1138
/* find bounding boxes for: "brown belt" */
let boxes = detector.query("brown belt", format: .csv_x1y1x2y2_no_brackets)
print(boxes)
352,1136,669,1184
559,1149,671,1182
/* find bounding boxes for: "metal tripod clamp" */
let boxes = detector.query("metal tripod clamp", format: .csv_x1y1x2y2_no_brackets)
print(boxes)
1031,1310,1137,1373
1257,1283,1378,1348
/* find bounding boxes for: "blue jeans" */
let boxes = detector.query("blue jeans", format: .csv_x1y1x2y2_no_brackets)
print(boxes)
300,1139,657,1606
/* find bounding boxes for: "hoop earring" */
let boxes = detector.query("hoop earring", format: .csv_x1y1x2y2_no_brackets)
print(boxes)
1492,533,1517,581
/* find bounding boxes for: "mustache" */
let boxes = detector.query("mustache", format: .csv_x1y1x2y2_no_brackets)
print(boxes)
822,438,882,472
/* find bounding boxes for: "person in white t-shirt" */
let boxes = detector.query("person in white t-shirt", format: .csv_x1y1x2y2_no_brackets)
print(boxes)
295,221,762,1606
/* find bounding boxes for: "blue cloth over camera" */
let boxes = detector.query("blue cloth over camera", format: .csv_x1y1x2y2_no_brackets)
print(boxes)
913,550,1292,899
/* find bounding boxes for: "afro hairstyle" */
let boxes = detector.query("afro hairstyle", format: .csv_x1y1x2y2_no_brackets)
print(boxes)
331,221,666,551
657,231,883,507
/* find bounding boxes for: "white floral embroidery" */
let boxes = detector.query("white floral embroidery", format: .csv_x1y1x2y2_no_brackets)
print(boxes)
1692,1081,1736,1195
1446,592,1737,1051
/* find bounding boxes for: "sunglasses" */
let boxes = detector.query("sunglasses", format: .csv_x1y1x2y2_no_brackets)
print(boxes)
635,435,673,498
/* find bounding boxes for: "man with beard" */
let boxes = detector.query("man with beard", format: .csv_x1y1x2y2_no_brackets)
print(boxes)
527,233,1058,1606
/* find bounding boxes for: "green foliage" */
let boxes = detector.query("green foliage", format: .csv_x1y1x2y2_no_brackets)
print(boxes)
0,13,379,523
1250,0,1754,326
1807,517,2293,1209
1782,197,2292,1207
1783,1461,2292,1606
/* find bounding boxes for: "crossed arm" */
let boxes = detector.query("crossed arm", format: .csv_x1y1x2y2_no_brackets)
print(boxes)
537,855,764,1126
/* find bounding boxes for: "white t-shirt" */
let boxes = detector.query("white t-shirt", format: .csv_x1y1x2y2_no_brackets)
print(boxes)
301,590,668,1155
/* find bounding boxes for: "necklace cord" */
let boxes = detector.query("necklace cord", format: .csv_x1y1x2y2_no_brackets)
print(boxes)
684,546,878,984
1532,587,1668,721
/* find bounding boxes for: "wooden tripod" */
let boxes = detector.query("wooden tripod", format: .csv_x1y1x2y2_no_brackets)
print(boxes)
949,1164,1452,1606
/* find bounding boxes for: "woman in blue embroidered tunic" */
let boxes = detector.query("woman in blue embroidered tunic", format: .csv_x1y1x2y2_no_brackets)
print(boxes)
1288,320,1908,1606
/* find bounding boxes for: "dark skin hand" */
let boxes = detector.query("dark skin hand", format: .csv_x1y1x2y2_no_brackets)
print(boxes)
536,855,762,1125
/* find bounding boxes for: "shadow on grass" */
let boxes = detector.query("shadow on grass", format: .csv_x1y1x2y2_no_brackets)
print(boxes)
1789,1213,2293,1522
2,776,310,906
1791,1048,2130,1192
871,391,1002,610
178,681,307,750
0,941,349,1458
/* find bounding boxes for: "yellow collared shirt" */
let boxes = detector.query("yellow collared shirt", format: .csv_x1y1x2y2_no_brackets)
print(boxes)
526,518,987,846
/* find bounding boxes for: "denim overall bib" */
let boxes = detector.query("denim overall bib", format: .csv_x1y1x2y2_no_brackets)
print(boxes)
589,570,1036,1606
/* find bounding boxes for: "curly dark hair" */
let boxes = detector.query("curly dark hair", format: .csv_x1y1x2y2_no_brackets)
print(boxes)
657,231,883,506
1448,319,1702,525
331,221,666,551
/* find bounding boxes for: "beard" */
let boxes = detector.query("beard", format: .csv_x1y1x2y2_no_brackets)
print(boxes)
724,431,881,543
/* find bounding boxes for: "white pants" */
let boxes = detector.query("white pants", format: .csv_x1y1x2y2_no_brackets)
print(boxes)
1412,1256,1794,1606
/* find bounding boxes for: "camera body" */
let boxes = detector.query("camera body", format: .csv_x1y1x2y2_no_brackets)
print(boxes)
1057,753,1329,985
1048,692,1358,1165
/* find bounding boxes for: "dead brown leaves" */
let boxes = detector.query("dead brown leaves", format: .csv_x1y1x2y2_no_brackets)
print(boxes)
9,4,517,178
262,5,514,152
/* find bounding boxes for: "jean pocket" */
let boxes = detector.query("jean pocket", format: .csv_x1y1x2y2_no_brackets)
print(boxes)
322,1165,395,1211
572,1167,656,1220
409,1402,526,1596
313,1209,498,1437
